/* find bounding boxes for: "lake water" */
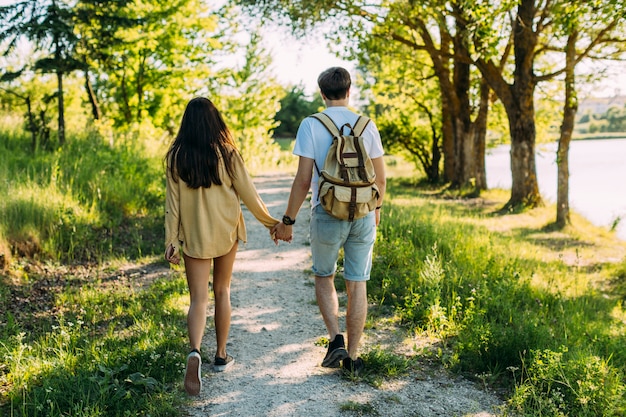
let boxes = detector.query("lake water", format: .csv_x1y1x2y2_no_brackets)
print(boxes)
485,138,626,241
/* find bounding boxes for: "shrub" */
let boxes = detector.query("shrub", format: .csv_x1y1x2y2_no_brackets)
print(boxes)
507,347,626,416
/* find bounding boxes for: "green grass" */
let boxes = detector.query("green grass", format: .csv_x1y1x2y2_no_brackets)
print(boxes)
0,123,164,264
339,400,379,415
369,178,626,416
2,120,626,416
0,122,188,416
1,262,190,416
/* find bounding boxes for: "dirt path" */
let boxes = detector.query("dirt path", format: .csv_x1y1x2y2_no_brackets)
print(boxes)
183,174,503,417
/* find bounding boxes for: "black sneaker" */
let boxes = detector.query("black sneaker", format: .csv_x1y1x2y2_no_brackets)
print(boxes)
213,354,235,372
321,334,349,368
342,357,365,377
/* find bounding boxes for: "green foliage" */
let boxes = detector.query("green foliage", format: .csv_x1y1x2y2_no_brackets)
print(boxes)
356,347,411,387
0,272,189,416
0,125,164,263
210,31,286,172
508,348,626,416
97,0,222,130
339,400,378,415
370,178,626,415
1,0,229,134
273,86,323,139
356,8,443,180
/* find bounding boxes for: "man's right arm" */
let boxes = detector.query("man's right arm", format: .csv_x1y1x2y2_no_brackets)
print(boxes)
273,156,314,242
284,156,313,220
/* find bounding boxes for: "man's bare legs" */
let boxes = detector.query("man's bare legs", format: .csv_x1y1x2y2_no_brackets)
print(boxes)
316,275,367,360
315,274,340,340
345,280,367,359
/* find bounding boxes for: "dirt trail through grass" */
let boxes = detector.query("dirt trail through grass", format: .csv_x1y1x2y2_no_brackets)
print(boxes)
184,173,502,417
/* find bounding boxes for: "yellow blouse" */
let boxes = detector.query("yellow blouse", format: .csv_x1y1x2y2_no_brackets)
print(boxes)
165,150,279,259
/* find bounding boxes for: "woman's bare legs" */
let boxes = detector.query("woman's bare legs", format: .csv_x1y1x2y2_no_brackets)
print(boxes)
212,242,238,359
184,254,212,352
184,241,238,357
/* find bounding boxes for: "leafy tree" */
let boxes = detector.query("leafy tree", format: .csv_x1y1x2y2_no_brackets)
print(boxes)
377,0,493,190
93,0,222,132
72,0,137,121
0,0,143,142
458,0,626,211
452,0,545,208
1,0,83,145
544,1,625,227
210,31,284,172
273,86,323,139
359,36,443,182
236,0,493,192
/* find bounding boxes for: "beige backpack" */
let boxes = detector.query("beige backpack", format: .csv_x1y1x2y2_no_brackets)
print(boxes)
311,112,380,221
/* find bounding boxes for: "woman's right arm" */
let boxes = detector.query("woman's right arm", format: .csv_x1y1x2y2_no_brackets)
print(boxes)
165,166,181,264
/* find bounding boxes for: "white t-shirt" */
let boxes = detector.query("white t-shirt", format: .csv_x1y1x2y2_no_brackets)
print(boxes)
293,106,385,207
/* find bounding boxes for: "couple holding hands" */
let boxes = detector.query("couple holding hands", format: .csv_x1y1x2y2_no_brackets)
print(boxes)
164,67,386,396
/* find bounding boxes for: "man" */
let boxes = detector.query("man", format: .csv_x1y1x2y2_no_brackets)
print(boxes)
272,67,386,375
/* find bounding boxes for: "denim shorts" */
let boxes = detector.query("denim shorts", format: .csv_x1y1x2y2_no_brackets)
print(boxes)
310,204,376,282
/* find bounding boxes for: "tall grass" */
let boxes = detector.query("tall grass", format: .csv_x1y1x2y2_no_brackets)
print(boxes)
0,123,165,264
370,178,626,416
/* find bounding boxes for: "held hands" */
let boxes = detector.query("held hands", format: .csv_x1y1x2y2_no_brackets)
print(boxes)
164,243,180,265
271,222,293,244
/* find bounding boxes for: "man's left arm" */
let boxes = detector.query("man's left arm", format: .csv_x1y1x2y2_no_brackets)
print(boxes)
371,156,386,226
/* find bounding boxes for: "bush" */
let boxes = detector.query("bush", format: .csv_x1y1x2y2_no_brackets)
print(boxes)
508,348,626,416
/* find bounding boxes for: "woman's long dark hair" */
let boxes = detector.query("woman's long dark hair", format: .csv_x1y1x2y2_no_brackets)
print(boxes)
166,97,238,188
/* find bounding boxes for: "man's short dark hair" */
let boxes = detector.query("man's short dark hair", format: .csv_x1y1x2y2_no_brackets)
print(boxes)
317,67,351,100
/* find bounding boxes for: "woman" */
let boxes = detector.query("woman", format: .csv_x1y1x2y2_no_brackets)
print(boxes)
164,97,279,396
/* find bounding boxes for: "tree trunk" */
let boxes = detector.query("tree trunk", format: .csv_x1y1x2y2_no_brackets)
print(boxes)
439,72,457,184
473,79,490,190
121,68,132,124
409,13,490,189
85,70,101,120
453,18,474,190
506,99,541,208
506,0,542,208
136,53,146,122
556,31,579,227
57,70,66,146
430,131,441,182
451,15,489,193
25,96,38,152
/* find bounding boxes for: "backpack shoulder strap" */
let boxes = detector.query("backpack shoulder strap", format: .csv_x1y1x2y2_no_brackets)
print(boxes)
353,116,371,137
310,112,341,137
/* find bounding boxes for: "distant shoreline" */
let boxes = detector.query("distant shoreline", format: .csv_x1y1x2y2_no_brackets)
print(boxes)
573,133,626,141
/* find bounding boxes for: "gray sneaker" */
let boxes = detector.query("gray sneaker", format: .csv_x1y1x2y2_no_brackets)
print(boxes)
322,334,349,368
184,351,202,395
214,355,235,372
